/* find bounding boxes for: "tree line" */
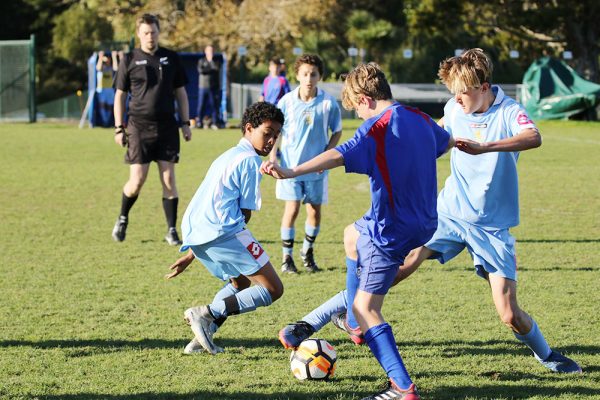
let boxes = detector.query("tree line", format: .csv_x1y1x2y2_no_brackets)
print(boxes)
1,0,598,103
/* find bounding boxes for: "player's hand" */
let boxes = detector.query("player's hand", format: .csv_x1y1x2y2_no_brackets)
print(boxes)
165,252,195,280
455,138,487,155
260,161,293,179
114,132,128,147
182,125,192,142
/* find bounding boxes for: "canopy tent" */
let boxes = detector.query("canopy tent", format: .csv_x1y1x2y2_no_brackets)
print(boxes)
521,57,600,120
84,51,227,127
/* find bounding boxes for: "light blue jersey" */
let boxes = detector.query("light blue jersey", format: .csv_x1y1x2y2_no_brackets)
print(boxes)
181,138,262,247
277,87,342,181
438,86,537,229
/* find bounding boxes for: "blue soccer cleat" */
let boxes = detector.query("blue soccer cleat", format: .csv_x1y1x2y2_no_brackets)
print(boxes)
537,350,582,373
278,321,315,349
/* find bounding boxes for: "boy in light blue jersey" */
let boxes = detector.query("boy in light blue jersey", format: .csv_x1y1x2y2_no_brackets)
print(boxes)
270,54,342,274
341,48,579,374
165,102,285,355
264,63,452,400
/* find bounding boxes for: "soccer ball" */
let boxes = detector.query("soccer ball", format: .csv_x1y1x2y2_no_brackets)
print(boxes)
290,338,337,380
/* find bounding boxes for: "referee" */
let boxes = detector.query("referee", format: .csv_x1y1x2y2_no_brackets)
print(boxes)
112,13,192,245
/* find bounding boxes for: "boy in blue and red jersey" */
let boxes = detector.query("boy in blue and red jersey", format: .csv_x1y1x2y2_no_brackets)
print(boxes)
259,57,291,105
262,63,454,400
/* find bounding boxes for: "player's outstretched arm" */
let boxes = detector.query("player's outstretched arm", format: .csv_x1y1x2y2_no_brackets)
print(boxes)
165,249,195,279
455,128,541,155
262,148,344,179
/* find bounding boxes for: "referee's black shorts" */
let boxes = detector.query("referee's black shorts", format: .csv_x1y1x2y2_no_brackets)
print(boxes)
125,117,180,164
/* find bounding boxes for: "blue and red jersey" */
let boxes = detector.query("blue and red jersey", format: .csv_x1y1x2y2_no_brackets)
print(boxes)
335,103,450,258
262,75,291,104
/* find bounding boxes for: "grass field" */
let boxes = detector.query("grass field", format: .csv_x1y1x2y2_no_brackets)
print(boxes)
1,119,599,400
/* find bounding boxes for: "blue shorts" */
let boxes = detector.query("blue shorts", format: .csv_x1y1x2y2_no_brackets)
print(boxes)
188,229,270,281
275,176,328,204
425,213,518,281
355,233,405,295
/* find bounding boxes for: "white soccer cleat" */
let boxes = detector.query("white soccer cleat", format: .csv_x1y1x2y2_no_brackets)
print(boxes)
184,306,224,355
183,337,205,354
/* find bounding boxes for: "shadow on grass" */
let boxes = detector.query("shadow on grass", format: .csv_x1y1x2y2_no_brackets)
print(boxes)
428,383,600,399
1,337,597,355
36,390,357,400
519,238,600,243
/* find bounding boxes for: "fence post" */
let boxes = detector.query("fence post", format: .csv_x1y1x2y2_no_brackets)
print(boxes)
29,34,36,122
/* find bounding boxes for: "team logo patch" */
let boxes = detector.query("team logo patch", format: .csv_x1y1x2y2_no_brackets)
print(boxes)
246,241,264,259
517,112,534,125
159,57,169,65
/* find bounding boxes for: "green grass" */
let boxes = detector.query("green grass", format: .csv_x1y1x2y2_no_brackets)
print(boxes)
0,120,599,399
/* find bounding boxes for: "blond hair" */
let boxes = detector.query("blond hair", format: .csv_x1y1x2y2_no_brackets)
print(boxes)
341,62,392,110
438,48,493,94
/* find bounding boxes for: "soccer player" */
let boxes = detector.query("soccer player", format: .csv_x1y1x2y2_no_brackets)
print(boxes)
165,102,285,355
271,54,342,273
263,62,452,400
258,57,290,105
112,13,192,246
335,48,582,374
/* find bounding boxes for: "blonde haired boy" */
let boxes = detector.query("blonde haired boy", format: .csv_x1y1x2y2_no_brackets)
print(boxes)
265,62,453,400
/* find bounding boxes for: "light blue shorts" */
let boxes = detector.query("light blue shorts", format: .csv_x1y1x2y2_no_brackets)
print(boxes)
275,175,328,204
188,229,270,281
425,213,518,281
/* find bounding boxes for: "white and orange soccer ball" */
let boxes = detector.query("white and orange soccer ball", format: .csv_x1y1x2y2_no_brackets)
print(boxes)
290,338,337,380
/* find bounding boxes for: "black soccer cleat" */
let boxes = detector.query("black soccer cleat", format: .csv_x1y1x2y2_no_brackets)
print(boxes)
300,248,320,272
112,216,128,242
281,255,298,274
165,227,182,246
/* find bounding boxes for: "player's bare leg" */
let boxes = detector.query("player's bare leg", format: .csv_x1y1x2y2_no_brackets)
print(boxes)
487,272,581,373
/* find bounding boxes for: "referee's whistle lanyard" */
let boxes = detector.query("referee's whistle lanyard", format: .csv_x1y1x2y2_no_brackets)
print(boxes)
158,65,163,82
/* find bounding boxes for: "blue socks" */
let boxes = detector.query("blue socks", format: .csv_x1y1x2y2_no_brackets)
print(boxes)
514,319,552,360
365,323,413,390
302,223,320,254
281,227,295,258
302,290,348,331
209,285,272,319
345,257,360,330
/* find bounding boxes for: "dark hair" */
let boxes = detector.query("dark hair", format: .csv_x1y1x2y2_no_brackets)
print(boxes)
294,54,324,77
241,102,284,134
136,13,160,31
269,57,282,65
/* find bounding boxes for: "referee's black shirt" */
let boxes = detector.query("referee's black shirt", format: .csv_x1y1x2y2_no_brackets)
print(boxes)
115,47,187,121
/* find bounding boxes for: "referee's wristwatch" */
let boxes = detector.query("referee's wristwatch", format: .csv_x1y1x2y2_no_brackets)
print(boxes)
114,125,125,134
181,120,191,127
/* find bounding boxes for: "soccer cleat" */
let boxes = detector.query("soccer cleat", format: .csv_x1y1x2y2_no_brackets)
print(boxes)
165,227,182,246
112,216,128,242
281,255,298,274
331,312,365,345
183,337,204,354
278,321,315,349
183,322,220,354
537,350,582,373
300,248,320,273
361,381,420,400
184,306,223,355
